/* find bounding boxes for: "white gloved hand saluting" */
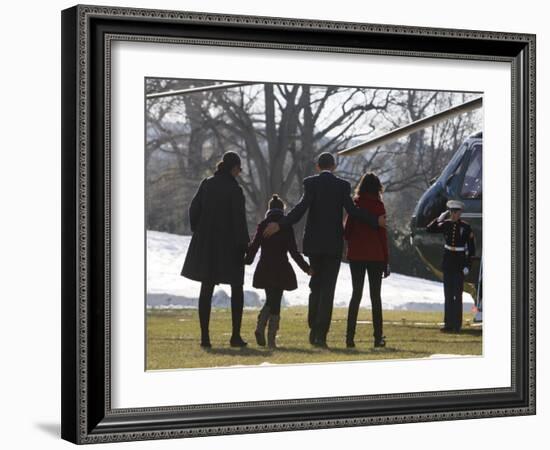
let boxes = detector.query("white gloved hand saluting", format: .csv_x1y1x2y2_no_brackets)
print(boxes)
437,210,450,222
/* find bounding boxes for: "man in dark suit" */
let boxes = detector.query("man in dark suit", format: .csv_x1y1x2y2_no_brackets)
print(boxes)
263,153,385,348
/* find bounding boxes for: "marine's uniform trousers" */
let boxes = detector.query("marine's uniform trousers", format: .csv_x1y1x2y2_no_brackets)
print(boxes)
426,217,476,331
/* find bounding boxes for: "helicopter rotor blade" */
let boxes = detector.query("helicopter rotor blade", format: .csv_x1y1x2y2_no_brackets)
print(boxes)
338,96,483,157
146,82,257,99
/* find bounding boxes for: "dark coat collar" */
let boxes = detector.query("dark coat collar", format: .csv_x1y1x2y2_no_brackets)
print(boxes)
265,208,284,219
213,169,238,183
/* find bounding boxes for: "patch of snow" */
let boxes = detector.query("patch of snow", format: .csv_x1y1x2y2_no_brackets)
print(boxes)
146,230,474,311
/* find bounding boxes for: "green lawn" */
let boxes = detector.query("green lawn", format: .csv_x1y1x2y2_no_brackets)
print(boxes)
146,307,482,370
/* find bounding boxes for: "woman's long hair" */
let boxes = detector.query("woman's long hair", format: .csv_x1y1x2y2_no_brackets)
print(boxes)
355,172,383,199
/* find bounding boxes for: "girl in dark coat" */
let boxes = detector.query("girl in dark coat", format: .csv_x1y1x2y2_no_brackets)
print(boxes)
343,172,390,348
245,195,311,348
181,152,250,349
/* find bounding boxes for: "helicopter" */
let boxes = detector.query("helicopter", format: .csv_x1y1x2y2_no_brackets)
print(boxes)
338,97,483,322
147,83,484,321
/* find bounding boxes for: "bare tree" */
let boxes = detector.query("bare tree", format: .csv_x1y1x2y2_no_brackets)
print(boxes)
195,84,391,222
145,80,480,239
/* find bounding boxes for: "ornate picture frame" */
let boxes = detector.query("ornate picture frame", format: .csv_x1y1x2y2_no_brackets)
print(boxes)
61,4,536,444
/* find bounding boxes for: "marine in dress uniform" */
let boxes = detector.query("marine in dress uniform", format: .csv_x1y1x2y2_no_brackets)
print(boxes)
426,200,476,332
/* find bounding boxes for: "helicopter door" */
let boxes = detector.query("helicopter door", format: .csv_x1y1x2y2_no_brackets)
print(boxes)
458,142,483,297
460,143,482,200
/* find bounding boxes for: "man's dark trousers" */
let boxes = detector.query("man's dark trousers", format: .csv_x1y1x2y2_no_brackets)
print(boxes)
277,171,379,344
443,271,464,331
308,254,341,344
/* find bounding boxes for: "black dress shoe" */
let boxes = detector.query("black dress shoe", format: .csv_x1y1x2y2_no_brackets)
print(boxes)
230,336,248,348
440,327,452,333
313,340,329,349
309,329,316,346
346,340,356,349
374,337,386,348
200,340,212,349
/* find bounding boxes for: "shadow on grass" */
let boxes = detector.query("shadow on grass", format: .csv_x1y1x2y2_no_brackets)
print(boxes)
203,347,270,357
265,346,318,355
200,345,431,358
151,336,201,342
325,347,432,357
455,329,483,336
405,338,482,345
204,346,322,356
398,324,482,334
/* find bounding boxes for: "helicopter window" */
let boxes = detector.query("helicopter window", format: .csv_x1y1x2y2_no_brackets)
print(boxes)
440,142,464,179
460,144,482,199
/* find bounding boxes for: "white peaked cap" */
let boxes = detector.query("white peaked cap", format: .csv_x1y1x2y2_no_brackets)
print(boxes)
446,199,465,209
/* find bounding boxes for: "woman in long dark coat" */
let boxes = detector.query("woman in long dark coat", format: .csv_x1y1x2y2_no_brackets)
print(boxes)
181,152,249,348
244,195,311,349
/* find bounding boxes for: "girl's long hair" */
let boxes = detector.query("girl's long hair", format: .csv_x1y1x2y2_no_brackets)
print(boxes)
355,172,383,199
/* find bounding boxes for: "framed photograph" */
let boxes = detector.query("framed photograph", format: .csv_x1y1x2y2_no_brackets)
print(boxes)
61,4,536,444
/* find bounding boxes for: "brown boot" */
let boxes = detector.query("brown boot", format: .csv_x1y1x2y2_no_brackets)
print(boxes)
267,315,280,349
255,305,270,346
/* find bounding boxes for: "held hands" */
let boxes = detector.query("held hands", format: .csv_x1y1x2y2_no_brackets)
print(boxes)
242,243,253,265
383,264,391,278
307,268,314,277
378,215,386,228
263,222,280,238
463,267,470,276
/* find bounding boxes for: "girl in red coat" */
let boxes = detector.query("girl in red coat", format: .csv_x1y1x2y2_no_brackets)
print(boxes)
245,195,312,348
343,173,390,348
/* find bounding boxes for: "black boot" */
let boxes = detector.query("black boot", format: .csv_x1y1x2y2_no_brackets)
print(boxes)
346,327,356,348
230,335,248,348
346,321,356,348
267,315,280,349
230,285,246,347
346,299,360,348
255,305,270,347
200,337,211,349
